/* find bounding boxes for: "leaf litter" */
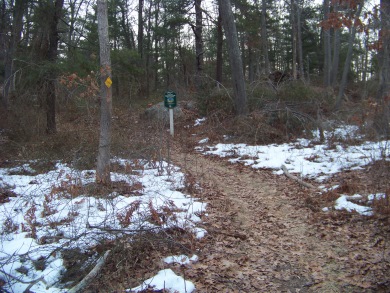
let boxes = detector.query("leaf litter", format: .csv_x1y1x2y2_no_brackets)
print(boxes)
0,123,389,292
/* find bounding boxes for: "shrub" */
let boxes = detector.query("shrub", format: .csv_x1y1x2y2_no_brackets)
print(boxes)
247,81,277,111
197,86,234,116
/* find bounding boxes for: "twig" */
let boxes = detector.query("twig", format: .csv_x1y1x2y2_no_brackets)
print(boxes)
0,269,46,292
87,224,160,233
281,165,317,190
198,225,247,240
68,250,111,293
23,276,46,293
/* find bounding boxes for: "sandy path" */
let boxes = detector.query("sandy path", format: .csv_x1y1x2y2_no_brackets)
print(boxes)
171,147,389,292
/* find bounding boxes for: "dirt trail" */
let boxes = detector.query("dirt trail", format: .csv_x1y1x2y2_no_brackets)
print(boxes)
171,147,389,292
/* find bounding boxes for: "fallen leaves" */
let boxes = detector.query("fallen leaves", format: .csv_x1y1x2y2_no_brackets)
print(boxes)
171,150,390,292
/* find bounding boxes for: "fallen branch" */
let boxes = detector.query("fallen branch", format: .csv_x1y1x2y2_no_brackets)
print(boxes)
281,165,317,190
0,269,46,292
208,228,247,240
198,224,247,240
68,250,111,293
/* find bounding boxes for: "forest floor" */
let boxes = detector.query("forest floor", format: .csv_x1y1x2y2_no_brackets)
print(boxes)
1,103,390,292
168,139,390,292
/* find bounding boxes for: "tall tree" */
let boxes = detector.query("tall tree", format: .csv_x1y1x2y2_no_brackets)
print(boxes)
215,5,223,85
261,0,270,74
194,0,203,90
291,0,298,79
46,0,65,134
118,0,135,49
336,0,364,109
296,0,304,79
66,0,84,55
2,0,27,109
219,0,248,116
331,2,341,86
138,0,144,58
96,0,112,185
153,0,161,90
323,0,331,87
377,0,390,100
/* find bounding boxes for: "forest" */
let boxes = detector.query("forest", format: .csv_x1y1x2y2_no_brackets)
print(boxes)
1,0,389,137
0,0,389,292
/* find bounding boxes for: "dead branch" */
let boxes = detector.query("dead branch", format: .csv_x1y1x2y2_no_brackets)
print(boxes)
0,269,46,293
208,228,247,240
281,165,317,190
68,250,111,293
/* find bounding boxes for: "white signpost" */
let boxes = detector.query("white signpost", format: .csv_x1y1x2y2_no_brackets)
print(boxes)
164,91,177,137
169,108,174,136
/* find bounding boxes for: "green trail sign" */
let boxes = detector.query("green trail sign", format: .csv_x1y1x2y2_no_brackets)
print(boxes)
164,91,177,109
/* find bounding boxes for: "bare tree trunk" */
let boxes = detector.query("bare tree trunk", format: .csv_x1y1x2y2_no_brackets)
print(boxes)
164,37,170,88
194,0,203,90
216,7,223,85
362,38,368,83
323,0,331,87
335,1,364,109
248,47,255,82
219,0,248,116
261,0,270,74
331,28,340,86
153,0,160,91
46,0,64,134
291,0,297,79
118,0,134,50
377,0,390,100
145,1,152,98
96,0,112,185
330,2,340,87
3,0,27,109
138,0,144,58
374,0,390,136
296,0,304,80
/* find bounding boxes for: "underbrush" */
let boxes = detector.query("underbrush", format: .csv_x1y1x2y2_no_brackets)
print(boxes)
0,153,205,291
192,80,390,218
1,79,390,291
195,81,332,145
86,229,199,291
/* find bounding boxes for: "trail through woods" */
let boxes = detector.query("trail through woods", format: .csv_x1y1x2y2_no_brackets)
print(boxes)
171,145,390,292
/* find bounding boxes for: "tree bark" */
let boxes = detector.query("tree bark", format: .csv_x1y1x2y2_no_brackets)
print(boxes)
323,0,331,87
68,250,111,293
374,0,390,136
138,0,144,58
331,29,340,86
296,1,304,80
194,0,203,90
2,0,27,109
281,165,317,189
119,0,134,50
216,7,223,85
153,0,160,91
377,0,390,100
336,1,364,109
362,38,368,82
291,0,298,79
46,0,64,134
261,0,270,74
96,0,112,185
219,0,248,116
145,0,153,98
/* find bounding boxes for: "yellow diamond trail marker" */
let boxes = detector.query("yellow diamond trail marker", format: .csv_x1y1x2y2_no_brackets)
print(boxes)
105,77,112,88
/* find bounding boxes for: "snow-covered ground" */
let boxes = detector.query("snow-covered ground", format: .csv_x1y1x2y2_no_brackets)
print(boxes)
1,122,388,292
195,122,389,217
0,159,205,292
